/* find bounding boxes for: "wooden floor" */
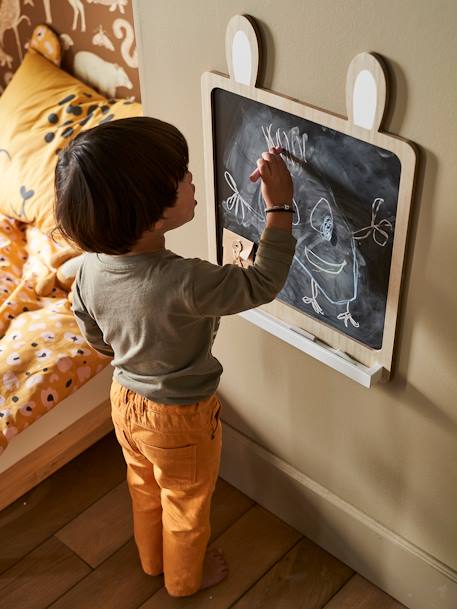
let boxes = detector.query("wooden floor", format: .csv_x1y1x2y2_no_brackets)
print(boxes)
0,431,406,609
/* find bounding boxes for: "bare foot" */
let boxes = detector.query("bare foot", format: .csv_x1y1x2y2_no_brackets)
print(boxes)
200,547,229,591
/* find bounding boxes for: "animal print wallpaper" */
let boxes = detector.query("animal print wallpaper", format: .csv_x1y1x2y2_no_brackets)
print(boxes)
0,0,140,100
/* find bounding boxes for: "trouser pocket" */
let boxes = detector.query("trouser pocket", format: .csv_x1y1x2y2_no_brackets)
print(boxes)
137,441,197,489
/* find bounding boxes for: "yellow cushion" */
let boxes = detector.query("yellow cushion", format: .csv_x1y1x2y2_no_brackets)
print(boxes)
0,50,142,237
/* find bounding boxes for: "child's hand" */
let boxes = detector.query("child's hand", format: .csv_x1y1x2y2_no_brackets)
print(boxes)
249,147,294,208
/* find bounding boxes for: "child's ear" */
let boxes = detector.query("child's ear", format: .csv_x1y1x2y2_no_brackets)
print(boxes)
154,218,165,230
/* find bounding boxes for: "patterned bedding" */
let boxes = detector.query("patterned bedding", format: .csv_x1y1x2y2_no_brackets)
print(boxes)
0,213,110,454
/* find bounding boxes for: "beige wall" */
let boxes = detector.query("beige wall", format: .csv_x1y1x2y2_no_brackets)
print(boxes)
134,0,457,576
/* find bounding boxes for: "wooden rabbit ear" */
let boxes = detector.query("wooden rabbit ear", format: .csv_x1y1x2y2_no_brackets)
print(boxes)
346,52,387,132
225,15,260,87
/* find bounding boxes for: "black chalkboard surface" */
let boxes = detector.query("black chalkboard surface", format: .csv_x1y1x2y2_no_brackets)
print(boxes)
212,88,401,349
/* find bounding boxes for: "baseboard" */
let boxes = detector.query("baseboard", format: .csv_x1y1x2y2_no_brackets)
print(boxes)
220,421,457,609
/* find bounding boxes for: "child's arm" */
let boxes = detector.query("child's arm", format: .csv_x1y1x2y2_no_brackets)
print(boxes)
71,269,114,358
188,147,296,317
250,146,294,233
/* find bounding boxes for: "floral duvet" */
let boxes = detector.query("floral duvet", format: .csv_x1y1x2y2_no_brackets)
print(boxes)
0,214,110,454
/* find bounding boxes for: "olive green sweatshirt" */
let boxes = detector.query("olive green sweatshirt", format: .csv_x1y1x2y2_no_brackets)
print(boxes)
71,227,296,404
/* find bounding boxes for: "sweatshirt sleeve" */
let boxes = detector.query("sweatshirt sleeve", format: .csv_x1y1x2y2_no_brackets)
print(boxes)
71,271,114,358
189,227,296,317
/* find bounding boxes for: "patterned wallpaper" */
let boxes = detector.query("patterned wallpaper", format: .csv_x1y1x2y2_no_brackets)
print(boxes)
0,0,140,99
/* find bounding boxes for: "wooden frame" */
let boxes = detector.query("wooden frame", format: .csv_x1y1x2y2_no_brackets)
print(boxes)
201,15,417,383
0,366,113,511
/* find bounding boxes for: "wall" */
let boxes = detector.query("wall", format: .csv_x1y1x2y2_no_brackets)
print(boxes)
134,1,457,606
0,0,140,99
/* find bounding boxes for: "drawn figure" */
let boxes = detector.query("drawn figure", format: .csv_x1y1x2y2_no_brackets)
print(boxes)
73,51,133,97
68,0,86,32
353,198,392,247
86,0,127,13
296,193,360,328
223,171,263,222
0,45,13,68
0,0,31,61
92,25,115,51
112,18,137,68
262,123,308,172
11,186,34,219
41,0,52,23
60,33,74,51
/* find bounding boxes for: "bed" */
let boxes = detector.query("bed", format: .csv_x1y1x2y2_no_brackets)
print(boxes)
0,25,142,510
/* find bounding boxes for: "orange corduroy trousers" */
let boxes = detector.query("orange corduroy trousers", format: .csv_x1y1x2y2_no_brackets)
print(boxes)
110,378,222,597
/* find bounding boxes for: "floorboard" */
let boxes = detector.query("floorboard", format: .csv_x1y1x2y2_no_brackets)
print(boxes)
0,536,91,609
56,481,132,567
47,539,162,609
322,574,406,609
230,536,354,609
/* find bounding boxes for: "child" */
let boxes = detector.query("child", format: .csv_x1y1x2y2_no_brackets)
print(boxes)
54,117,296,597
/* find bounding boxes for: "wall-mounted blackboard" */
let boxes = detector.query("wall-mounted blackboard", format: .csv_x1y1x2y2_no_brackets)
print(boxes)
212,88,401,350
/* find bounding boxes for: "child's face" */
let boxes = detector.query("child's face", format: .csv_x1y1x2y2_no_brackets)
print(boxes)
160,171,197,231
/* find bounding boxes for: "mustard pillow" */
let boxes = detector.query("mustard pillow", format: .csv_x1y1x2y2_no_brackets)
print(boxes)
0,50,142,237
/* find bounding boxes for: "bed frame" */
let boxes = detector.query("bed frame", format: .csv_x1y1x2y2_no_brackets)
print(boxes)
0,366,113,511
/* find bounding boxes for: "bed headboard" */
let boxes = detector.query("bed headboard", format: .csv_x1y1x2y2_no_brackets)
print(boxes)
0,0,140,100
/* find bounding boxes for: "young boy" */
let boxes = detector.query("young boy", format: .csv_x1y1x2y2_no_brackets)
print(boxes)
54,117,296,597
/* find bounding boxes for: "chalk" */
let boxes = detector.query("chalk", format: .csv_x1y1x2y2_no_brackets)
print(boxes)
249,167,261,182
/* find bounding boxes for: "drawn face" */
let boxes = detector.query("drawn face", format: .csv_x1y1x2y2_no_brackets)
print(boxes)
305,197,357,302
291,162,358,305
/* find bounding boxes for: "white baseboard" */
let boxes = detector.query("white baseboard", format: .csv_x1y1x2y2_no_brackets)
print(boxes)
220,422,457,609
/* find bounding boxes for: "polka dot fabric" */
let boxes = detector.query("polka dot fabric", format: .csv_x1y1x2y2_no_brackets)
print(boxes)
0,49,142,238
0,216,28,304
0,214,111,454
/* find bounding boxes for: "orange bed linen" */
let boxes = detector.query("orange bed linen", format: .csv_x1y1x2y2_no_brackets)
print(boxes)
0,214,110,454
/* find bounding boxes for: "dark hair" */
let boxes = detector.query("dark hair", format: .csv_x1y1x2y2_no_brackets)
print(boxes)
53,116,189,254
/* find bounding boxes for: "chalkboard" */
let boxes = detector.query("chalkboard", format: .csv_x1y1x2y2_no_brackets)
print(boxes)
212,88,402,349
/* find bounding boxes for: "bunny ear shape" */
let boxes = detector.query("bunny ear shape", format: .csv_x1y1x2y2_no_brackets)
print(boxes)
346,52,387,132
225,15,260,87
